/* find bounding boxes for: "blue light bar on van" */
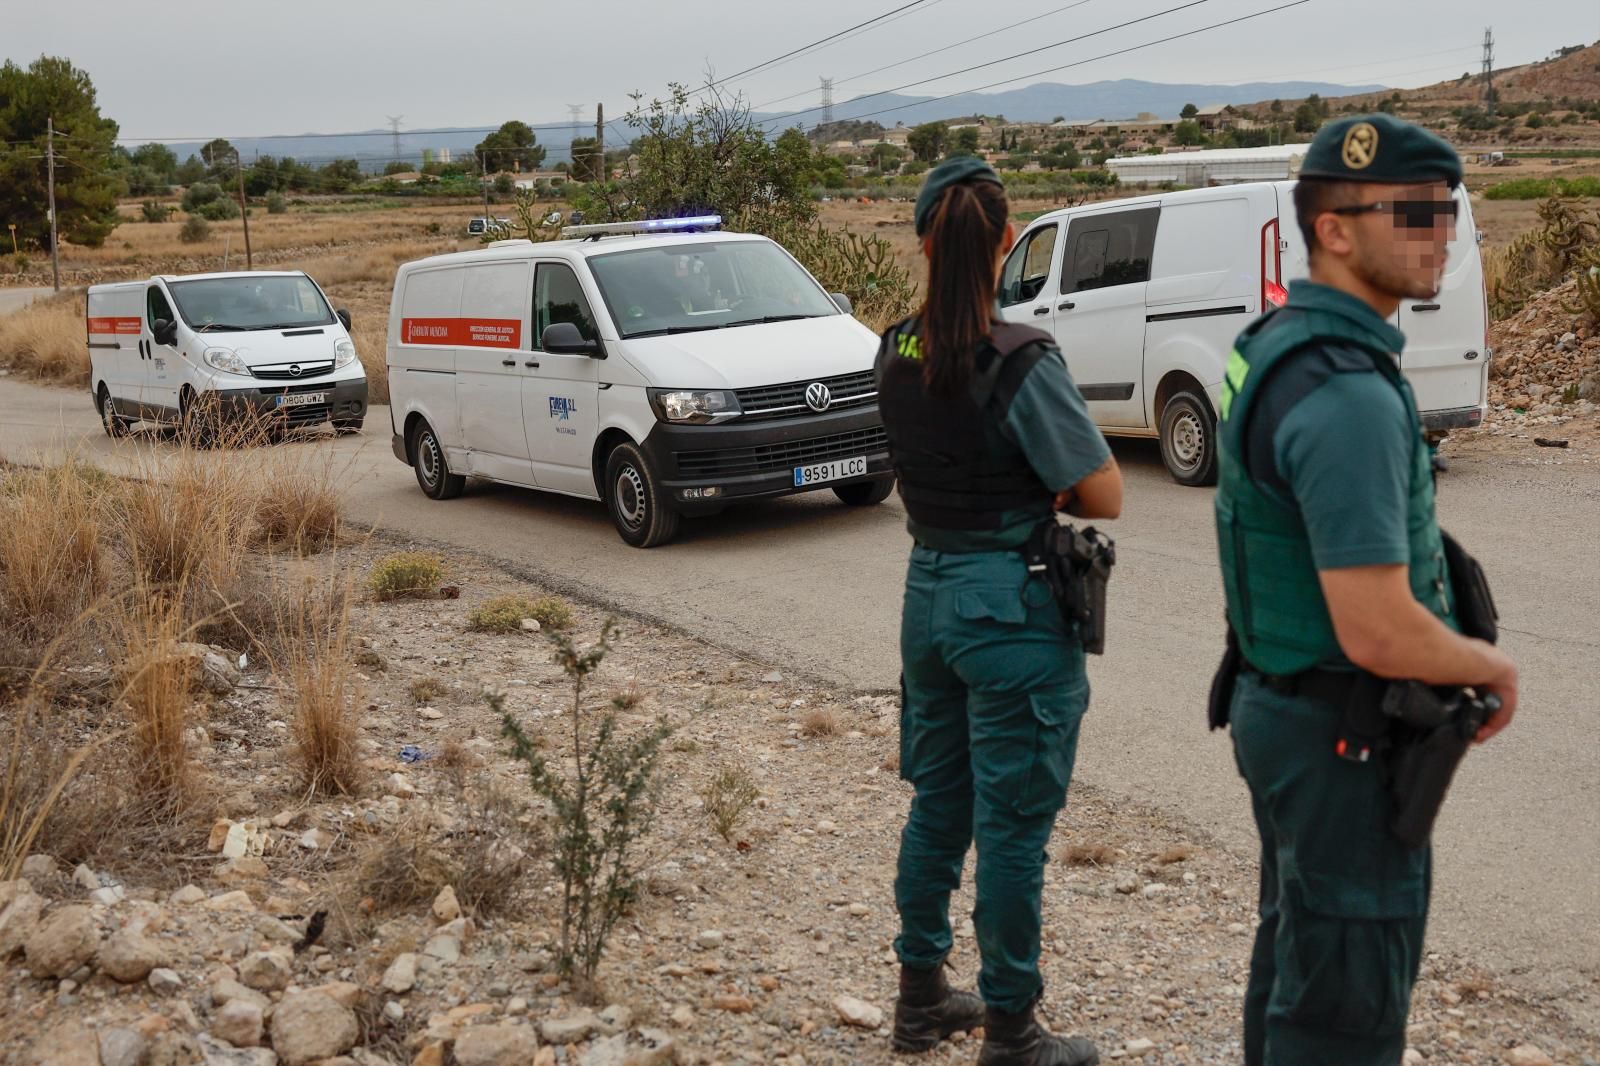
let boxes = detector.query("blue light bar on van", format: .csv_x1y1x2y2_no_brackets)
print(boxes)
561,215,723,239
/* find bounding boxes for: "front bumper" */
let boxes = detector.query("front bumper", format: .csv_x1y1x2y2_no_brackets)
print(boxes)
1420,404,1485,433
214,378,369,427
639,405,892,513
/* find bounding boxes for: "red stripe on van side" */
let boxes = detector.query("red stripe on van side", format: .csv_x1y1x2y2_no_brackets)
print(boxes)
400,317,522,348
87,316,142,335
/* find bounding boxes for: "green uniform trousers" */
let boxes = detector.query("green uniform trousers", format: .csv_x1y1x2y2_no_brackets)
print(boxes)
894,545,1089,1014
1231,671,1431,1066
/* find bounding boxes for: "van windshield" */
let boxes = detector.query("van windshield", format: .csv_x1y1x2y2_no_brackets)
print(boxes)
166,275,335,332
586,240,839,338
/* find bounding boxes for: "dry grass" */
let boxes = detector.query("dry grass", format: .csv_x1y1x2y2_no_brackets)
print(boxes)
0,293,88,385
115,589,204,812
250,448,344,553
408,677,448,705
366,552,444,601
274,575,365,797
799,706,842,738
0,463,106,647
1062,843,1119,867
702,763,760,843
0,692,102,881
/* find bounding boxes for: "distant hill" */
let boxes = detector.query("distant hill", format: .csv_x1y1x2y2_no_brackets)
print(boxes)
765,78,1389,129
158,126,595,173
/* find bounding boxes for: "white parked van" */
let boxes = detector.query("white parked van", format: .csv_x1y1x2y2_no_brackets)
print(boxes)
385,217,893,547
998,181,1489,484
87,271,369,438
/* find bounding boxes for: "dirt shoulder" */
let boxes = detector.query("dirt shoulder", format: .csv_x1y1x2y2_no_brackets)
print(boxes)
3,534,1594,1066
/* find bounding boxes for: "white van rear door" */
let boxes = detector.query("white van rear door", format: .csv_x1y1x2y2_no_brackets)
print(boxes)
87,286,143,412
1396,186,1488,421
454,261,535,485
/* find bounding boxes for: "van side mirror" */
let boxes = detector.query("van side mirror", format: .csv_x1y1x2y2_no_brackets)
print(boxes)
152,318,177,346
336,308,352,330
830,292,853,315
541,322,601,357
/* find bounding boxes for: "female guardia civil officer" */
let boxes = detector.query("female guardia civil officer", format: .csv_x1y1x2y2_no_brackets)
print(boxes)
877,157,1123,1066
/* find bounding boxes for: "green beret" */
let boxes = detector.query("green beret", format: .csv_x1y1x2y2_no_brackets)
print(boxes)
1299,113,1462,188
914,156,1003,235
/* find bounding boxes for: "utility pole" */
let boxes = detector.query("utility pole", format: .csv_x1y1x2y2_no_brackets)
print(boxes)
479,151,490,218
594,103,604,182
1482,28,1497,117
820,78,835,129
387,115,404,166
235,151,253,270
46,115,60,292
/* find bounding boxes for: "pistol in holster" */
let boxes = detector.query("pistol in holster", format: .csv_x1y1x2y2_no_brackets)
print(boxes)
1023,519,1117,655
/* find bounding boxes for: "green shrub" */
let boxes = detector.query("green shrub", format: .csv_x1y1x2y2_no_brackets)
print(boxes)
178,215,210,244
140,201,173,223
1484,176,1600,201
181,181,224,212
528,595,574,630
468,595,540,633
265,193,287,214
702,763,760,842
408,676,448,704
366,551,444,601
195,197,240,221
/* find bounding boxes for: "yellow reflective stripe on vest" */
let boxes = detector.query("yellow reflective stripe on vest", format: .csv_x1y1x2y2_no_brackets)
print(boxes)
897,332,923,361
1219,347,1250,421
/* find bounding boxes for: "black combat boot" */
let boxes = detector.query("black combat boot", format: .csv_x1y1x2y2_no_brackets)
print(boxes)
975,1000,1099,1066
891,963,985,1053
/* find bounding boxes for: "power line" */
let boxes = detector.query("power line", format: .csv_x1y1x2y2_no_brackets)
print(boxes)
791,0,1315,130
756,0,1220,129
698,0,940,93
755,0,1100,111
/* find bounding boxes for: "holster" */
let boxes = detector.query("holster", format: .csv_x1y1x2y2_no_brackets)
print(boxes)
1022,519,1116,655
1207,623,1241,731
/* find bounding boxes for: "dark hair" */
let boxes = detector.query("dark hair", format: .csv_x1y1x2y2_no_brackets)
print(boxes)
1292,177,1364,257
918,180,1011,397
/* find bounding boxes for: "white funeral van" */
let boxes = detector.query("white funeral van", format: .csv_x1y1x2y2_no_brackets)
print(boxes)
87,271,369,437
998,181,1489,485
385,217,893,547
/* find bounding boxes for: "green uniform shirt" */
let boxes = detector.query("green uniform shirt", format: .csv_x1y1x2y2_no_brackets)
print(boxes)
908,344,1111,553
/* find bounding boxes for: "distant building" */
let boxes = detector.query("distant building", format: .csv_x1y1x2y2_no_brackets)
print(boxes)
1107,143,1310,185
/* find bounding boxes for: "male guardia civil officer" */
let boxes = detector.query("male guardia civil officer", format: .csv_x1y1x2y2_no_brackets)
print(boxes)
1211,114,1518,1065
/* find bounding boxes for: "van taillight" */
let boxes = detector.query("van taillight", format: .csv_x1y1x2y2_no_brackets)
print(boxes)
1261,218,1286,309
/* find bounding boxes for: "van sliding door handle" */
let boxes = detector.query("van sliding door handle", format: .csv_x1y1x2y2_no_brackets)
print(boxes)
1058,301,1076,311
524,359,540,368
1411,303,1441,312
501,358,517,367
1033,306,1050,317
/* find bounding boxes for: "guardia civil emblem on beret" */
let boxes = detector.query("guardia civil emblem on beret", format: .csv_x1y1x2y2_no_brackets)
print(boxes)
1342,122,1379,170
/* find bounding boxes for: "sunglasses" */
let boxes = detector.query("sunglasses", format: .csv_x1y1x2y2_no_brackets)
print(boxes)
1330,199,1460,230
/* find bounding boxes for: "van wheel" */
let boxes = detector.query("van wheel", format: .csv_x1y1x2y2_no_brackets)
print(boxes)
99,387,130,439
179,388,219,449
1159,391,1218,487
411,419,465,500
605,442,680,548
834,477,894,506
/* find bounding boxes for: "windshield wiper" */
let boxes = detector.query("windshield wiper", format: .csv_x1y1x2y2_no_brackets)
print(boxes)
721,314,821,328
194,322,249,333
627,324,728,337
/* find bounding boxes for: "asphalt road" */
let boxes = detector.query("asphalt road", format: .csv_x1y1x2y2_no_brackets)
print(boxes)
0,288,54,315
1,382,1596,1028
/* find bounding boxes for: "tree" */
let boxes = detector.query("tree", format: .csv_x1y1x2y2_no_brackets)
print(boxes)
0,56,122,248
907,121,948,163
1180,103,1199,119
950,126,981,158
1292,103,1323,133
475,120,546,173
383,160,413,176
200,137,237,177
317,159,363,192
175,154,207,185
869,142,905,172
568,137,603,182
131,142,177,180
1173,120,1206,146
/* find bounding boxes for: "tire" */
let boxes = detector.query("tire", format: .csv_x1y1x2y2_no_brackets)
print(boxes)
98,387,129,439
179,388,217,449
333,417,365,435
1159,390,1218,487
410,419,466,500
834,477,894,506
604,441,680,548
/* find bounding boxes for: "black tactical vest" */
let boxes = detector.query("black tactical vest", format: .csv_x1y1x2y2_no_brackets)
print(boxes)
875,317,1054,531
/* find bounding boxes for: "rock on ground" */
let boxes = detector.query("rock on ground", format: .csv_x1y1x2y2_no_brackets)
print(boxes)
99,927,170,983
97,1028,150,1066
212,999,265,1048
381,952,418,994
540,1010,601,1044
0,887,43,957
452,1023,540,1066
238,950,292,992
834,995,885,1029
269,990,359,1065
27,1020,99,1066
1506,1046,1557,1066
23,904,99,979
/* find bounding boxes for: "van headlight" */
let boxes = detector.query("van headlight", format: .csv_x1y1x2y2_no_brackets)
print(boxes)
334,339,357,368
202,346,251,376
649,389,741,424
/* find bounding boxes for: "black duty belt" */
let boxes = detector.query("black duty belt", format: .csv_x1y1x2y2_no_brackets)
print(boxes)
1247,666,1363,706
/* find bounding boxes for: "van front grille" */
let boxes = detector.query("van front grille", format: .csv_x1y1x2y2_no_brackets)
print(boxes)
734,370,877,423
674,426,888,480
253,360,335,381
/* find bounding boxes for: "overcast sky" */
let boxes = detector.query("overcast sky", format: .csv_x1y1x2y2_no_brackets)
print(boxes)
8,0,1594,143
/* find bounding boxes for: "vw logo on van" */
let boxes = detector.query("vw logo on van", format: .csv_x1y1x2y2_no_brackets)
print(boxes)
805,382,832,413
